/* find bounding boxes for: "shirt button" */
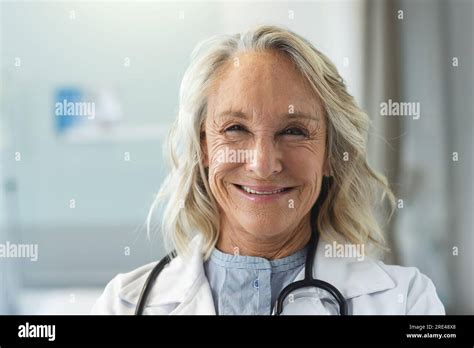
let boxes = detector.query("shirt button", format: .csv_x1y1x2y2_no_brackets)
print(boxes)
253,279,259,289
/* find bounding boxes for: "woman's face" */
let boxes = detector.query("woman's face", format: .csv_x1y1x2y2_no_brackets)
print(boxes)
202,50,329,240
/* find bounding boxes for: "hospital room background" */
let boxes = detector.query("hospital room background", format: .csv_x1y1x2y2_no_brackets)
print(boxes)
0,0,472,314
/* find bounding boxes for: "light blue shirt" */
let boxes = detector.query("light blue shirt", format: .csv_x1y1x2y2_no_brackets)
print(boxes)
203,245,308,315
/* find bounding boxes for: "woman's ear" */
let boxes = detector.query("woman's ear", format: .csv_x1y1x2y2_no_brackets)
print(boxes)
200,130,209,168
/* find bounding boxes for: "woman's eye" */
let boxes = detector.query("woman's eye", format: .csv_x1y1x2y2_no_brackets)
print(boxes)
224,124,246,133
282,127,308,137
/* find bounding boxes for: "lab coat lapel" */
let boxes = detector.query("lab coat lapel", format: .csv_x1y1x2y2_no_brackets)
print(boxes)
293,239,396,299
119,234,216,315
169,275,216,315
271,239,396,315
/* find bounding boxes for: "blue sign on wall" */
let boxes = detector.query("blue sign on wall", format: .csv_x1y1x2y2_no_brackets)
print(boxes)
54,87,84,134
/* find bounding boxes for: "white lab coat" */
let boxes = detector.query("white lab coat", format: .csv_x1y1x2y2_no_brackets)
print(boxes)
91,234,445,315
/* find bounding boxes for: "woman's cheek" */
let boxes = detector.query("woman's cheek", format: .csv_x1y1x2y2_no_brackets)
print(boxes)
208,161,233,202
284,146,324,199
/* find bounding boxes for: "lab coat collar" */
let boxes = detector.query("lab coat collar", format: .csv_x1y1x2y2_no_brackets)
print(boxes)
119,234,214,313
118,234,395,313
297,238,396,299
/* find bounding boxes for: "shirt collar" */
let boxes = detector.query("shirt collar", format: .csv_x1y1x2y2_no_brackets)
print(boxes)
205,244,307,273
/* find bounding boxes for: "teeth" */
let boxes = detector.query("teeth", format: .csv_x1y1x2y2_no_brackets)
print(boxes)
240,185,286,195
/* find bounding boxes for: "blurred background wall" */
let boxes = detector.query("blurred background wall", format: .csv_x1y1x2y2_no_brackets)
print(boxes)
0,0,472,314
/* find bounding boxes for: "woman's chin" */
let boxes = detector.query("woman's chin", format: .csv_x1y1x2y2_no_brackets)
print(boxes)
237,216,289,236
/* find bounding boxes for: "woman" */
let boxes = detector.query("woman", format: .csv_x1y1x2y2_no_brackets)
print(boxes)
92,25,444,315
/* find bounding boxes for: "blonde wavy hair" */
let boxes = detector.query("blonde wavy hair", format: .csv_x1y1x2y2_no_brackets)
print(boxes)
148,25,395,259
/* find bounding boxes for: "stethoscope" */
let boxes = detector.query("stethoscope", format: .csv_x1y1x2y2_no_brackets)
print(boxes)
135,177,348,315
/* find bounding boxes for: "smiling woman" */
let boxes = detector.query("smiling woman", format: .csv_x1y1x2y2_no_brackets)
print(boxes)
91,25,445,315
203,49,329,260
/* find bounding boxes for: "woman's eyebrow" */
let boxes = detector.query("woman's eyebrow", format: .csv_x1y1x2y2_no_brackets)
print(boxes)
217,110,320,121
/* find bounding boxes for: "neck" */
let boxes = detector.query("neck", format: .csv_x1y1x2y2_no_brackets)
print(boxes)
216,214,312,260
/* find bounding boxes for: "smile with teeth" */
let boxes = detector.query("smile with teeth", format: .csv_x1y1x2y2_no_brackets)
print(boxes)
238,185,290,195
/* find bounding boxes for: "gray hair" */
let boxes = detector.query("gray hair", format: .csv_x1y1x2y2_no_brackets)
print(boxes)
148,25,395,258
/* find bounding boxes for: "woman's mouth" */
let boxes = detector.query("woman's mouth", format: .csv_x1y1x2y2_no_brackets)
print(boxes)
232,183,294,202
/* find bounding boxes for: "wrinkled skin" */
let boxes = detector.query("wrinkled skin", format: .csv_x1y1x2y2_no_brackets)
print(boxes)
201,50,329,259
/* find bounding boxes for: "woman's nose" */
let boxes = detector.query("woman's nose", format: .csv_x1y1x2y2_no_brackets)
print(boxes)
245,136,283,179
